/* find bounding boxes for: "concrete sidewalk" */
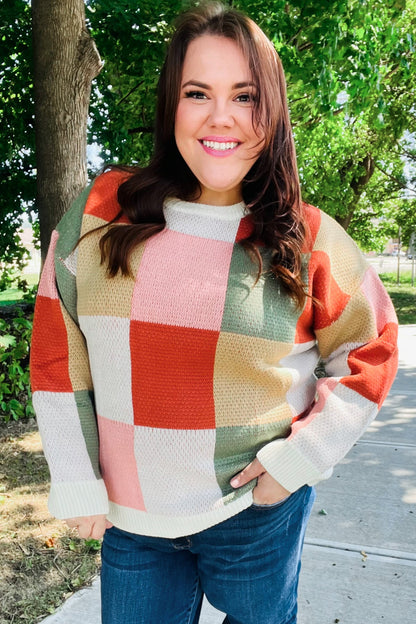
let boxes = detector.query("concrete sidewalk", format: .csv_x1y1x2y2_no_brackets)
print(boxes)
42,326,416,624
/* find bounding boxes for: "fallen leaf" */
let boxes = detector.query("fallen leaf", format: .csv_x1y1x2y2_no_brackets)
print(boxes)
44,537,56,549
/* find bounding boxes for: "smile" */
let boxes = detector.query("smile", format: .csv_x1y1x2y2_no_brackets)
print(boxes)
200,140,239,151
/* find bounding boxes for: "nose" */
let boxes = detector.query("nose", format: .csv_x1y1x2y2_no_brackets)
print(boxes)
207,99,234,127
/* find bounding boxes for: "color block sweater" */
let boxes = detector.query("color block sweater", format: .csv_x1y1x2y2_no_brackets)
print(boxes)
30,170,399,538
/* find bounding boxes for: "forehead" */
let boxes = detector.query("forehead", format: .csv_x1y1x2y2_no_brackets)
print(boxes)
181,35,251,83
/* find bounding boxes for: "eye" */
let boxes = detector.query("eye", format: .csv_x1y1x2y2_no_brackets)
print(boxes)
184,90,207,100
235,92,256,104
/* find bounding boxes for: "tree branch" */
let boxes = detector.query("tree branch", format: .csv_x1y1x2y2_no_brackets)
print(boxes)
77,29,102,80
289,94,309,104
375,163,416,195
297,41,313,52
396,146,416,162
128,126,154,135
117,81,145,106
287,27,303,46
293,105,345,127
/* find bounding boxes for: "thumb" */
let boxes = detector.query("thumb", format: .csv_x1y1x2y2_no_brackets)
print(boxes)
230,458,265,489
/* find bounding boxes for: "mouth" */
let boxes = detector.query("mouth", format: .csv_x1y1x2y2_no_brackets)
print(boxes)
199,137,241,158
200,139,240,151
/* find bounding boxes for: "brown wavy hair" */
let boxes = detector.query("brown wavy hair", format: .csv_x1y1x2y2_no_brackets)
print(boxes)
99,1,307,307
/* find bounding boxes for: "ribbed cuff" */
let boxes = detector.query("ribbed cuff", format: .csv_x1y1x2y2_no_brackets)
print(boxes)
257,439,331,492
48,479,109,519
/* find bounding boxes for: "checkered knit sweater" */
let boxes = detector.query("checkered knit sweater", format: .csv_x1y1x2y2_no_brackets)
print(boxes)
30,170,398,538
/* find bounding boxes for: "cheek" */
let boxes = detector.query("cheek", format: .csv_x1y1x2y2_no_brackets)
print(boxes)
174,111,182,146
244,113,263,142
245,115,265,158
174,103,186,143
175,102,197,140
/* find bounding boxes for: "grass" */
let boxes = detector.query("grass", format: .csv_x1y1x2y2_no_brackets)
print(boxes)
379,272,416,325
0,274,39,306
0,419,101,624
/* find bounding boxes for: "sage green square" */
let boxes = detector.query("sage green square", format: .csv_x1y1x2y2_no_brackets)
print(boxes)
75,389,100,479
220,245,304,343
55,183,93,324
214,421,291,499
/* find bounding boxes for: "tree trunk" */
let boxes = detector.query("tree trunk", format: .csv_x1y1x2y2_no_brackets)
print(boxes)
32,0,102,262
336,153,375,231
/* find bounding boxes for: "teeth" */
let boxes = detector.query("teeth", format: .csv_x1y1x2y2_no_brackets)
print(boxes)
202,140,238,150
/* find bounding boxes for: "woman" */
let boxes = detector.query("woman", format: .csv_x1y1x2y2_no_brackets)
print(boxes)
30,3,398,623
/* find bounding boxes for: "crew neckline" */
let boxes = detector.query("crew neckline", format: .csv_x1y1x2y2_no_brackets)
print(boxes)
164,197,247,221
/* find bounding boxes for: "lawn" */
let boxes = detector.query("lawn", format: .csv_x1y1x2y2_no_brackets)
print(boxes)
0,274,39,306
379,272,416,325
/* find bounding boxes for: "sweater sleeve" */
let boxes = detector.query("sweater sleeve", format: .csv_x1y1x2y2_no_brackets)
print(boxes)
30,187,109,520
257,210,399,491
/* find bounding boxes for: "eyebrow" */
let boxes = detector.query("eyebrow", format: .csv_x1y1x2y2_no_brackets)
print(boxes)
181,80,256,90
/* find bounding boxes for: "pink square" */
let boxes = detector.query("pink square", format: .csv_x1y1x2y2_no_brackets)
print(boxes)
37,230,59,299
360,266,397,332
131,229,233,331
98,417,145,511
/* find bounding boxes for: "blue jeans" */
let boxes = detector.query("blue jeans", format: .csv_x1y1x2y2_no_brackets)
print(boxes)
101,485,315,624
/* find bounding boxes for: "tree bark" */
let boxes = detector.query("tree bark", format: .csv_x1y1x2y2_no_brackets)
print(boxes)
336,153,375,231
32,0,102,261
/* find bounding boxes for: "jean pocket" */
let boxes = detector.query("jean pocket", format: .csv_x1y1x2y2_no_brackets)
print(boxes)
251,494,291,510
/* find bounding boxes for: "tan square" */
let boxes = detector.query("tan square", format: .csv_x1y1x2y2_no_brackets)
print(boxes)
314,213,368,294
214,332,294,428
77,214,145,318
316,289,378,358
62,304,93,392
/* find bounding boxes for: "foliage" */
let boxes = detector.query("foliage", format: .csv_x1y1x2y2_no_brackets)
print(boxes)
252,0,416,246
87,0,183,167
0,309,34,422
0,273,38,306
0,0,36,286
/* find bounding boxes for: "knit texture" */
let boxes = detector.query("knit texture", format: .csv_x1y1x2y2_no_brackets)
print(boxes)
30,170,399,537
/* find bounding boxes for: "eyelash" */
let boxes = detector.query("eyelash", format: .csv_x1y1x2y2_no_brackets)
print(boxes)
184,91,207,100
236,93,255,103
184,90,256,103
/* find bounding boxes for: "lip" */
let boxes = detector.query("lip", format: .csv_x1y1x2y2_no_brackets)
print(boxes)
199,136,241,158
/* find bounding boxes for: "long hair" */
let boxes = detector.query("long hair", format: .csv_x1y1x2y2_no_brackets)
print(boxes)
99,1,307,307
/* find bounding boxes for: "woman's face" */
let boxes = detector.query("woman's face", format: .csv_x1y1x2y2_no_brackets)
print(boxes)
175,35,264,206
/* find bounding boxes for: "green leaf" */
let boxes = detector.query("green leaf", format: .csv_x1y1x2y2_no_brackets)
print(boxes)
0,335,16,349
85,538,102,551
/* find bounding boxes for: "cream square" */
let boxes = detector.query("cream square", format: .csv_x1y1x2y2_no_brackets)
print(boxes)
79,316,134,424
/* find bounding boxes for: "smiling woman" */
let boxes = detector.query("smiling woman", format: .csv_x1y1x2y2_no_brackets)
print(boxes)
174,35,263,206
30,2,399,624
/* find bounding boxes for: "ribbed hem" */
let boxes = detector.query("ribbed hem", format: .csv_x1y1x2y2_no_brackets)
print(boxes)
48,479,109,519
107,491,254,538
257,439,332,492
